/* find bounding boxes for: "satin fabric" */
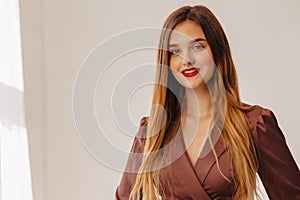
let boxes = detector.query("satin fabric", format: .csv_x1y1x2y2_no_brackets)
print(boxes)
115,104,300,199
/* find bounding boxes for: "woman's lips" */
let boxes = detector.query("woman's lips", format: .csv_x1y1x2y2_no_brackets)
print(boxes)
181,67,200,77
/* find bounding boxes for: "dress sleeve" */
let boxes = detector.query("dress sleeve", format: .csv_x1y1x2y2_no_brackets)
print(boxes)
115,117,148,200
253,108,300,199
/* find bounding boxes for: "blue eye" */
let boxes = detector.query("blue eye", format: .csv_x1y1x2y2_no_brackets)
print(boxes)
170,49,180,55
193,44,204,50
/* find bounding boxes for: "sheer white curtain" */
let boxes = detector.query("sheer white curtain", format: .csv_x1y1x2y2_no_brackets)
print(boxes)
0,0,33,199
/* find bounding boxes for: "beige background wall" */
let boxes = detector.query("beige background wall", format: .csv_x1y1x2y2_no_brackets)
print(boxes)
20,0,300,199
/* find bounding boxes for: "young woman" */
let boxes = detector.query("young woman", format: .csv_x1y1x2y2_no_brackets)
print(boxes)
115,5,300,200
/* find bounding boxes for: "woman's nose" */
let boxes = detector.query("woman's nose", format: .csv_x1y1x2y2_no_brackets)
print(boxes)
181,51,194,66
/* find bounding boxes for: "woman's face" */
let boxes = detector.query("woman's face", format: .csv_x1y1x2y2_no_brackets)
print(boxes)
169,20,215,90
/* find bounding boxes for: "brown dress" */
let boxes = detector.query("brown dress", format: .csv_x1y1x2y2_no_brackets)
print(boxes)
115,105,300,199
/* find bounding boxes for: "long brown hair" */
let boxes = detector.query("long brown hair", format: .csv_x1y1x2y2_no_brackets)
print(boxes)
130,5,260,200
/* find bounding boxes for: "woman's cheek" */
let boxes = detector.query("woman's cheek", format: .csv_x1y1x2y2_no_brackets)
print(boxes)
199,60,215,83
170,68,188,87
169,57,180,71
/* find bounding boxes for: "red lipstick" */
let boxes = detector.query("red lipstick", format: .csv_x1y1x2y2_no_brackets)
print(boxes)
181,67,200,77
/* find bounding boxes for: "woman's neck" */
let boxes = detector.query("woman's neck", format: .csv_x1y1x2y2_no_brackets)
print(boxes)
182,84,212,120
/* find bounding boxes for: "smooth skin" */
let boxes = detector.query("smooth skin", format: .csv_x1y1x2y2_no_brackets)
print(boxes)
169,20,216,166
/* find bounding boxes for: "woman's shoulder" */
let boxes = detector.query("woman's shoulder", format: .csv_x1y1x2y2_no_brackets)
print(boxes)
242,102,263,131
138,103,280,139
139,116,149,127
132,116,149,142
242,102,282,139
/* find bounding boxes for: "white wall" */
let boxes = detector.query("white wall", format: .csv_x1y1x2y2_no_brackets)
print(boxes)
20,0,300,199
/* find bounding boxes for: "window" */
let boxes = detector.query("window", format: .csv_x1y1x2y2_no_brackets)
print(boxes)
0,0,33,199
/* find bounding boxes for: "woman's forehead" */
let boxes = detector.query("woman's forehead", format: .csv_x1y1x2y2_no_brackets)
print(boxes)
169,20,206,45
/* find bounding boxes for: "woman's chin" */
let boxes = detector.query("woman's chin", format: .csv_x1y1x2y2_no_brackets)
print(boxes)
178,79,207,90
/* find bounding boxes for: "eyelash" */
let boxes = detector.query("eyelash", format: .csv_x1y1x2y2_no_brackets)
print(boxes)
169,43,204,56
170,49,180,55
193,44,204,50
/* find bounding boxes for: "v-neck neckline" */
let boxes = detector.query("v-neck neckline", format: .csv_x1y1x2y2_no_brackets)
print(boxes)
156,125,227,199
179,125,220,164
178,124,227,183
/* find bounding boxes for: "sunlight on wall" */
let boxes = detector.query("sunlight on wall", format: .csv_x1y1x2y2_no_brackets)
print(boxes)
0,0,33,199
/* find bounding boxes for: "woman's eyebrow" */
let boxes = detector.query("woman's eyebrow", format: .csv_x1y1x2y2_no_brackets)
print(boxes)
192,38,206,43
169,37,207,48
